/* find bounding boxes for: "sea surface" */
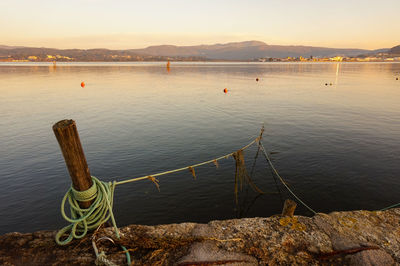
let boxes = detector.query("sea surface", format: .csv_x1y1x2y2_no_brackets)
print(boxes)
0,62,399,234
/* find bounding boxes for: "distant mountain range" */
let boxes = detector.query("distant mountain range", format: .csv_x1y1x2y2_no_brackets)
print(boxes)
0,41,397,61
130,41,389,60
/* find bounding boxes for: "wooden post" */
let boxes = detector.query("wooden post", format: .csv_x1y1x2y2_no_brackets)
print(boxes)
53,119,93,208
281,199,297,217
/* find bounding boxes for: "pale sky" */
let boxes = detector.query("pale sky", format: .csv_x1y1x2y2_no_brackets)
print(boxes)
1,0,399,50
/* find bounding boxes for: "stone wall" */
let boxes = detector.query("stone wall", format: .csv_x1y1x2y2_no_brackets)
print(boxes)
0,208,399,265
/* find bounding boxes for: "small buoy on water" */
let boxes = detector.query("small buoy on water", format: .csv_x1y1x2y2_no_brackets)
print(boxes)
325,83,328,86
81,82,85,88
256,78,259,82
223,88,228,93
396,77,399,80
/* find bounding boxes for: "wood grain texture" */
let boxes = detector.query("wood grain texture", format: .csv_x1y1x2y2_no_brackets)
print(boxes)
53,119,93,208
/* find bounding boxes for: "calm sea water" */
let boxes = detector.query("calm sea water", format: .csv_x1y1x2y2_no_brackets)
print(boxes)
0,62,399,234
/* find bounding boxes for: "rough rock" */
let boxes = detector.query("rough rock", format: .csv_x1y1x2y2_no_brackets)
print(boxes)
0,208,399,265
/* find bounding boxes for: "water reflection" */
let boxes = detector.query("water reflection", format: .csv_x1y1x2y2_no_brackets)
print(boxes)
0,62,399,234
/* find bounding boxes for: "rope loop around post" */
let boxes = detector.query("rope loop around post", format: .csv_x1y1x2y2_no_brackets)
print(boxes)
71,181,98,202
56,176,117,246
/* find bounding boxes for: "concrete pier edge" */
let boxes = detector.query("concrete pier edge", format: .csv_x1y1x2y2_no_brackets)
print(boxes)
1,208,399,265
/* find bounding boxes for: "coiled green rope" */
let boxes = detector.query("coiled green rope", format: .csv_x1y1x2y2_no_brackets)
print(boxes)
56,176,130,265
56,176,117,245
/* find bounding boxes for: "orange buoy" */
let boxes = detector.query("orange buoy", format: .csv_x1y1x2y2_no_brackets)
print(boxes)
166,61,171,73
223,88,228,93
256,78,259,82
81,81,85,88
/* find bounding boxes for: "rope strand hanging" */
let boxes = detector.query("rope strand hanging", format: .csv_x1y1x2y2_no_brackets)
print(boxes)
257,140,318,215
114,138,258,186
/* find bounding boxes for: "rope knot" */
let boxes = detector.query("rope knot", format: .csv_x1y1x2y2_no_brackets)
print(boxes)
55,176,117,245
71,181,98,202
95,251,118,266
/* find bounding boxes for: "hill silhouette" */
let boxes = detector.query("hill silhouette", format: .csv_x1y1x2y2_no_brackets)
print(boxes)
130,41,375,60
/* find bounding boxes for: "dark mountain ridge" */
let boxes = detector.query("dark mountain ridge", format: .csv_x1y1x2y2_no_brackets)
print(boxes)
131,41,381,59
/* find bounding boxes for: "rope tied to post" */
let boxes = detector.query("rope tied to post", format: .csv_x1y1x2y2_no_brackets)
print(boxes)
56,176,118,245
56,137,260,245
55,136,261,264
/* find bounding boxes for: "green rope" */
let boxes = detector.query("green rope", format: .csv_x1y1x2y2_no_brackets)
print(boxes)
380,202,400,211
258,141,318,215
56,176,131,265
56,177,115,245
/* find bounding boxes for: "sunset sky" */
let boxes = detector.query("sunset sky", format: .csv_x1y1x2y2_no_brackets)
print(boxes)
1,0,399,50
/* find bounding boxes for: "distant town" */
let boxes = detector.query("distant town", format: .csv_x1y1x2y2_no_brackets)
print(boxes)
0,52,206,62
2,55,400,63
257,55,400,62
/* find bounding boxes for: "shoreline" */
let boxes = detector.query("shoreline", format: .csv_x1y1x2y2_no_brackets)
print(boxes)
1,208,399,265
1,60,400,64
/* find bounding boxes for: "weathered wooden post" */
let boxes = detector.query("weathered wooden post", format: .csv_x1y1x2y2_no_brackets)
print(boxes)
281,199,297,217
53,119,93,208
